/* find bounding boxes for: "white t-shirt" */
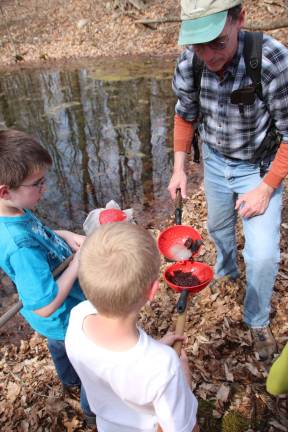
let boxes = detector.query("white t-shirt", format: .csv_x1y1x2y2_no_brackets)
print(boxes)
65,301,198,432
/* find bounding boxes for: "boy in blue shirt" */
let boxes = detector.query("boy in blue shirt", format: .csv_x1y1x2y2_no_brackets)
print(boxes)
0,129,94,422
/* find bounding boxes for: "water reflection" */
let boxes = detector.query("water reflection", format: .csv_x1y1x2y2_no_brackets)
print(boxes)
0,58,200,231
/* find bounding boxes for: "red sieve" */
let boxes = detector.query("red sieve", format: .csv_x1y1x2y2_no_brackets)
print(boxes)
99,209,127,224
158,225,202,261
163,260,214,293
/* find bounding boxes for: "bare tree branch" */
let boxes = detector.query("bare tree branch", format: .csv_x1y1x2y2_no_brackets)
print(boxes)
135,16,179,25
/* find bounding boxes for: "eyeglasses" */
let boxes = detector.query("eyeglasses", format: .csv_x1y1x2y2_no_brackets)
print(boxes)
192,24,233,52
20,177,46,189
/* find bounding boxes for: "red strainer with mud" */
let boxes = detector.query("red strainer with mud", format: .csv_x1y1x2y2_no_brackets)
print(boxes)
158,189,214,355
163,260,213,294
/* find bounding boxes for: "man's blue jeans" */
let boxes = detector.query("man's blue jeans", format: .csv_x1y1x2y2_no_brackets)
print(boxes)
47,339,95,418
203,143,283,328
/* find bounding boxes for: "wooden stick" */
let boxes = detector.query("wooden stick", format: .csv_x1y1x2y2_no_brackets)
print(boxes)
0,255,73,329
173,306,189,356
0,301,23,328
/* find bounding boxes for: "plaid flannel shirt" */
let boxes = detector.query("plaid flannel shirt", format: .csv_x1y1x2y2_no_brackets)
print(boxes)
172,31,288,160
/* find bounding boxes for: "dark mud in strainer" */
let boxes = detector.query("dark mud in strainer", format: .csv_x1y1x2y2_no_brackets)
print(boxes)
163,261,214,294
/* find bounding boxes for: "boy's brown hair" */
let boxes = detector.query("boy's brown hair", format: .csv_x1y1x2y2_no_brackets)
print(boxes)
0,129,52,189
79,222,161,317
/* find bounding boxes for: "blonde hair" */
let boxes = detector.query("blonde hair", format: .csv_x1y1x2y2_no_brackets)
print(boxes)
79,222,160,317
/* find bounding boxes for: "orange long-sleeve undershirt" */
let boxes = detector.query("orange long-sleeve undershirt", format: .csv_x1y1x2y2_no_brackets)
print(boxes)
173,114,288,188
173,114,195,153
264,142,288,188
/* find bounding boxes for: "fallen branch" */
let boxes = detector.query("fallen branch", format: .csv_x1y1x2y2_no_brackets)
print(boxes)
135,16,179,25
135,17,288,31
245,19,288,30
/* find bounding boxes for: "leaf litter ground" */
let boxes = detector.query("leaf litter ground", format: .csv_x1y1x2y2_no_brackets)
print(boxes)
1,178,287,432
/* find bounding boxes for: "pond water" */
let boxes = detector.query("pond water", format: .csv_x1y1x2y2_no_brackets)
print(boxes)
0,57,202,231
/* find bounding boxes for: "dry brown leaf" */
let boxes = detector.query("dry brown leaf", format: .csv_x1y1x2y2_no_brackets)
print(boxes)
224,363,234,382
6,381,21,402
216,383,230,403
63,416,81,431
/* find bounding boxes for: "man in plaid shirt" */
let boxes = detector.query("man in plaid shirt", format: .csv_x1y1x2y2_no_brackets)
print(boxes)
168,0,288,360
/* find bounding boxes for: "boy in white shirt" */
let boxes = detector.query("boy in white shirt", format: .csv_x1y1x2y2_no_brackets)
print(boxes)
65,222,199,432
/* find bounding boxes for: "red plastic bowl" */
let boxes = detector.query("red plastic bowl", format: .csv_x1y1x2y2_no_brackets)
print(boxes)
99,209,127,224
163,261,214,293
158,225,202,261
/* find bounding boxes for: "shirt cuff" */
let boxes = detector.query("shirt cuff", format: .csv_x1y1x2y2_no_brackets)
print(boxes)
263,171,283,189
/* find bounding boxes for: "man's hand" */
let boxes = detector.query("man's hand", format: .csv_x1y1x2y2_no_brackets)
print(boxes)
168,151,187,199
235,182,274,218
168,171,187,200
55,230,86,251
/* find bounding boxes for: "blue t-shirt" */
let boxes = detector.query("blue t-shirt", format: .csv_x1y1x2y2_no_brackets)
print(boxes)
0,210,85,340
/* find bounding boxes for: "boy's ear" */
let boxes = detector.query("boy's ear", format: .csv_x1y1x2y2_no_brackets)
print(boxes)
0,185,11,200
147,280,159,301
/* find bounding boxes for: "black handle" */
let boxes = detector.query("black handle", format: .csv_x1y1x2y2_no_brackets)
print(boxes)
175,188,182,225
192,131,200,164
176,289,189,314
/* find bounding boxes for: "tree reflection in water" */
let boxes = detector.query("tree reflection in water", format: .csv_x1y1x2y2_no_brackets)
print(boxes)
0,59,180,230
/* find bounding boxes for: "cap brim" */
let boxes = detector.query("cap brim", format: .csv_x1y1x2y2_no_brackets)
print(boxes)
178,10,228,45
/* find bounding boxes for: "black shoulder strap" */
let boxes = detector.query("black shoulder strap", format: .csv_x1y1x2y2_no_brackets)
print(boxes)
243,31,263,101
192,53,204,96
192,32,264,101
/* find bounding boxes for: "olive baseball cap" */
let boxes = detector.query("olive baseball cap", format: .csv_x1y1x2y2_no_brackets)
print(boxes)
178,0,242,45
